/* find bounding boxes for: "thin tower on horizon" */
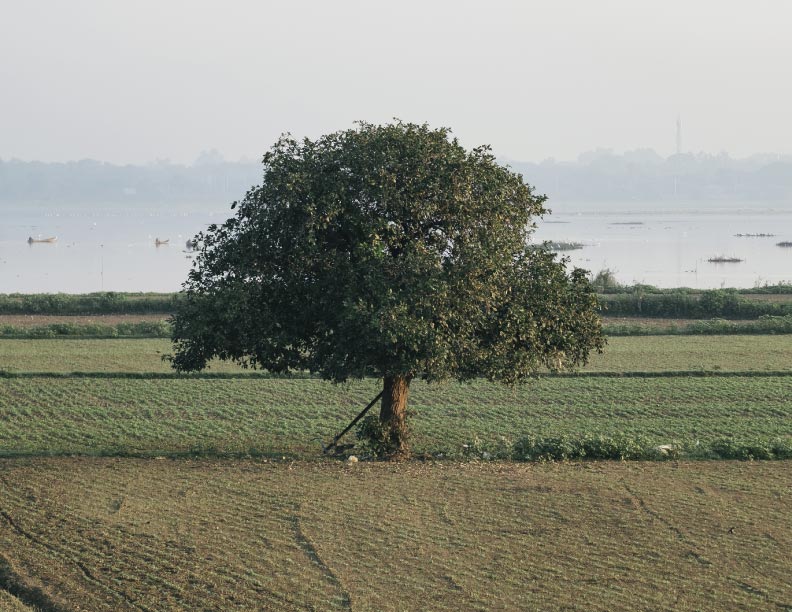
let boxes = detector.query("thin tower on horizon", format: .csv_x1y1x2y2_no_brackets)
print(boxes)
676,115,682,155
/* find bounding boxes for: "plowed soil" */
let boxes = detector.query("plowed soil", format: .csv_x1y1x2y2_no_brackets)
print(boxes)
0,459,789,611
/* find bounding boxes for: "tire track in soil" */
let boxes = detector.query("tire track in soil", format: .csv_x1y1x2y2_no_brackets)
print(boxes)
288,503,353,611
622,481,792,611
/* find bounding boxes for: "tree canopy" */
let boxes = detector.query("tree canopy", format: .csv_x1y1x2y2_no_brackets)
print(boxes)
169,121,604,456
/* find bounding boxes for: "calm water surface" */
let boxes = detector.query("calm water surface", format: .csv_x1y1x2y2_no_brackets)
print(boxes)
534,201,792,289
2,201,792,293
0,204,225,293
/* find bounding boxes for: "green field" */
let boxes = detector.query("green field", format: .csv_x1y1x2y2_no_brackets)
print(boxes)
0,375,789,459
0,335,790,460
2,334,792,374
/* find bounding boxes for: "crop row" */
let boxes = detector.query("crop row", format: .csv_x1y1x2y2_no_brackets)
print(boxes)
0,375,788,458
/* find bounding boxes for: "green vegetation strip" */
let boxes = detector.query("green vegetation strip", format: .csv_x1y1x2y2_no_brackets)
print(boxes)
0,292,177,315
0,376,789,459
3,335,792,373
0,321,170,339
4,288,792,319
603,315,792,336
599,289,792,318
5,315,792,339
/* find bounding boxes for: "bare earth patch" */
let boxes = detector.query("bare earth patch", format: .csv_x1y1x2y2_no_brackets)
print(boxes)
0,459,789,611
739,293,792,303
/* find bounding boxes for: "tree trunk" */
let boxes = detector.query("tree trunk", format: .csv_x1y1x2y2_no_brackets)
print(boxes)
379,375,411,459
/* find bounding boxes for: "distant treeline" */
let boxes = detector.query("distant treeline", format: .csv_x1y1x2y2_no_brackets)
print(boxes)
3,287,792,323
3,149,792,204
510,149,792,201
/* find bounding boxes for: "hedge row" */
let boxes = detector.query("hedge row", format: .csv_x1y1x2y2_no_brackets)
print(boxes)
3,289,791,320
0,321,171,339
599,290,792,318
0,293,179,315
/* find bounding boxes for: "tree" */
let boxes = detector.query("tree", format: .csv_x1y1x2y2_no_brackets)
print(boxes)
169,121,605,458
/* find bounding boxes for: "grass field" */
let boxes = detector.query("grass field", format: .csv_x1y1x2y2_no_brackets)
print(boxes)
0,459,789,611
2,335,792,374
1,334,790,459
5,311,792,340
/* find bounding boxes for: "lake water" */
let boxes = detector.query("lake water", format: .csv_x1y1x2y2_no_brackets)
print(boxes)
0,204,225,293
1,201,792,293
534,201,792,289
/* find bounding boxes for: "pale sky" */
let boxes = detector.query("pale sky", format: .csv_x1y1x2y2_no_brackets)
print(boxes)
1,0,790,164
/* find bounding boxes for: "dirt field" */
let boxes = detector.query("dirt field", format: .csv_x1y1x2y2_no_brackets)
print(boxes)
0,459,789,611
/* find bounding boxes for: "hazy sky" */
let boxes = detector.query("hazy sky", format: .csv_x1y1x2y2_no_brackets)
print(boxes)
2,0,790,164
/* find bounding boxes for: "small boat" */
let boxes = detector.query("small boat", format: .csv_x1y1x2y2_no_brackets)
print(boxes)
155,238,170,246
28,236,57,244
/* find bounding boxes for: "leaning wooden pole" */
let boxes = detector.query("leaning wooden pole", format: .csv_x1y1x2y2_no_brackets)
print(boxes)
322,390,384,454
